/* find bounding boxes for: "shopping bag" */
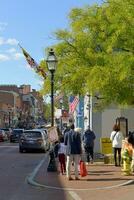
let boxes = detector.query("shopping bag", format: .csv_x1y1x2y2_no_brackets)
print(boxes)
79,160,87,177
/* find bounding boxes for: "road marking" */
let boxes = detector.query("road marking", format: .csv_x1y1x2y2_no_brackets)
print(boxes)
27,155,134,191
69,191,82,200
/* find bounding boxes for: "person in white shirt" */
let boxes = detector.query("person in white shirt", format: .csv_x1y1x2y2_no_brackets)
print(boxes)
110,124,123,166
58,136,66,175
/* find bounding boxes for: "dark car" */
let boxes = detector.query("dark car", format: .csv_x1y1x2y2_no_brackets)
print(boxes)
10,129,24,143
19,129,50,153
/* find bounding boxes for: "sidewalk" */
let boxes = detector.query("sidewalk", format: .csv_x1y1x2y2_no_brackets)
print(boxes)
33,160,134,191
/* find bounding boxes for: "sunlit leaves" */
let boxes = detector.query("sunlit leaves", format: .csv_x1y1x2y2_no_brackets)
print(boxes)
41,0,134,107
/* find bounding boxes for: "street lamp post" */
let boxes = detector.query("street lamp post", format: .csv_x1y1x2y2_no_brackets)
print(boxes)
60,99,63,133
46,49,57,127
46,49,57,172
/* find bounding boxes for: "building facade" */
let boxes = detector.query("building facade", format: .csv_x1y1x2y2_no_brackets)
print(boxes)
0,84,44,128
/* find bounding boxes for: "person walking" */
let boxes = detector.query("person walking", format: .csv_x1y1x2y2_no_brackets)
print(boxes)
64,124,82,181
58,136,66,175
82,126,96,164
110,124,123,166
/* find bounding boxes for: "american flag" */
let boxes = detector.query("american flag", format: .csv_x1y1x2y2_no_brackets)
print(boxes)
69,96,79,113
19,44,47,79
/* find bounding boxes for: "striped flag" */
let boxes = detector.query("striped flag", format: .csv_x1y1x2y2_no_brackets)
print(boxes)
69,96,79,113
19,44,47,79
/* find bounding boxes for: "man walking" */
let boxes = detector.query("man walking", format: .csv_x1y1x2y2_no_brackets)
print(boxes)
82,126,96,164
64,124,82,180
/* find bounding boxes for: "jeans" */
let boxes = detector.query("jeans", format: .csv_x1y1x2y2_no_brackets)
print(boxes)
113,147,121,166
58,153,66,174
66,154,80,178
84,145,94,162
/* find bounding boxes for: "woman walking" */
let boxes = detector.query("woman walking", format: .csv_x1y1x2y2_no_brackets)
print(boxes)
110,124,123,166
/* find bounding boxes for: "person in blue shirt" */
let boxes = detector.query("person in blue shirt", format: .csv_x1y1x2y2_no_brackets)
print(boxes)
64,124,82,180
82,126,96,164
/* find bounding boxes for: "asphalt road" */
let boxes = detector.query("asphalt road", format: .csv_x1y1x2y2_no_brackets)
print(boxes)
0,142,134,200
0,142,71,200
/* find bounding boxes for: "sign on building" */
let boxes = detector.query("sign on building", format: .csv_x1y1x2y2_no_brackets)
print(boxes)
48,126,59,143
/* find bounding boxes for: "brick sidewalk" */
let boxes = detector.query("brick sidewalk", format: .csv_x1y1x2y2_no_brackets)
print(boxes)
34,162,134,190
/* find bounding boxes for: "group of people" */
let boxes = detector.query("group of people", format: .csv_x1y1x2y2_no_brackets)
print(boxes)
110,124,134,175
54,124,96,181
53,123,134,180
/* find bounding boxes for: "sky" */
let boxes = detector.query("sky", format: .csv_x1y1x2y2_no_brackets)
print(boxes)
0,0,102,91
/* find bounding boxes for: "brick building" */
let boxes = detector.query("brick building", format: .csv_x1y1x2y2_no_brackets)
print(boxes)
0,85,44,128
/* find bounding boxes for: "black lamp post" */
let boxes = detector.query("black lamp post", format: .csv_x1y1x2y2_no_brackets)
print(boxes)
46,49,57,127
60,99,63,133
46,49,57,172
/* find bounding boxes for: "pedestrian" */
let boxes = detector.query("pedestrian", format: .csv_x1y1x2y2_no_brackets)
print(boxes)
63,125,70,136
58,136,66,175
121,136,133,175
82,126,96,164
64,124,82,180
128,131,134,172
110,124,123,166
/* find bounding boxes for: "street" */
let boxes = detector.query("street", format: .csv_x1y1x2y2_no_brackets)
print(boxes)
0,142,134,200
0,142,70,200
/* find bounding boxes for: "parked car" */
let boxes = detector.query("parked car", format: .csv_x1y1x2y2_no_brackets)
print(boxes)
0,129,8,141
10,129,24,143
1,128,12,140
19,129,50,153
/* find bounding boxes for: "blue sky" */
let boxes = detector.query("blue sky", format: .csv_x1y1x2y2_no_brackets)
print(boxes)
0,0,102,91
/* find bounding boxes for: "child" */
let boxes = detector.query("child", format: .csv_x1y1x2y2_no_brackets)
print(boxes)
58,136,66,175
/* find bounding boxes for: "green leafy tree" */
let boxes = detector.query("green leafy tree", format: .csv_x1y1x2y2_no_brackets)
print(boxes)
43,103,51,122
40,0,134,108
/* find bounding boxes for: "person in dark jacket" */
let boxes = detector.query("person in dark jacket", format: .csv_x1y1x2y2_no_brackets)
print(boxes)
64,124,82,180
82,126,96,164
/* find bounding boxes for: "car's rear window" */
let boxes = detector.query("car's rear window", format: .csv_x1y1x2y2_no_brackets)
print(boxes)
24,131,41,138
13,130,23,134
1,128,9,131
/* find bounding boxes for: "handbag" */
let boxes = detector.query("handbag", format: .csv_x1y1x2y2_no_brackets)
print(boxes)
79,160,87,177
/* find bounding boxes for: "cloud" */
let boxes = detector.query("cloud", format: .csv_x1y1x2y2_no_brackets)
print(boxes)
0,22,8,31
13,52,23,60
0,37,5,45
6,38,18,45
0,54,10,61
0,49,23,62
6,48,16,53
0,37,19,46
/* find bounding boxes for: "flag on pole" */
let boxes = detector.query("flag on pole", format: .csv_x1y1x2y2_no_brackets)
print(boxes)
18,44,47,79
69,96,79,113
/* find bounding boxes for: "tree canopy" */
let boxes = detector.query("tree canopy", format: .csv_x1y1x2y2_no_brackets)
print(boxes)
41,0,134,108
